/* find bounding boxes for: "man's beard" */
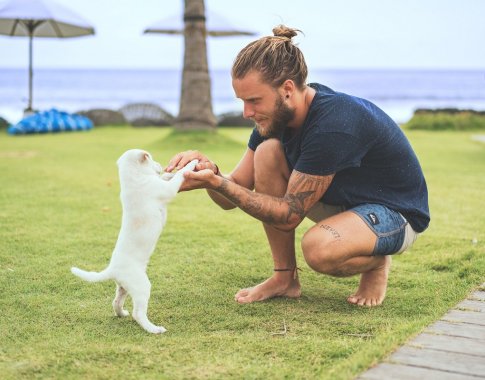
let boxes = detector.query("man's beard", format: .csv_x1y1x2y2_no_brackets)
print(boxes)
256,96,295,139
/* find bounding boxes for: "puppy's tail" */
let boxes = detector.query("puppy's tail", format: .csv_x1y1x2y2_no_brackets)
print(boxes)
71,267,112,282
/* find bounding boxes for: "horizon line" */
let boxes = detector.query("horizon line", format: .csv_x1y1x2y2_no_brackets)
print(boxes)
1,66,484,72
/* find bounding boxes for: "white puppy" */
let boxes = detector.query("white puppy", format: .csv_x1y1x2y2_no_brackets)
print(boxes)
71,149,197,334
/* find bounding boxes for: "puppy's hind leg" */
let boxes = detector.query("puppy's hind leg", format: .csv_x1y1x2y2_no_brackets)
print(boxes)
113,284,130,317
129,273,166,334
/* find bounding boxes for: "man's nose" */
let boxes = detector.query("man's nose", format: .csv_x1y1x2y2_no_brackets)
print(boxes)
243,103,255,119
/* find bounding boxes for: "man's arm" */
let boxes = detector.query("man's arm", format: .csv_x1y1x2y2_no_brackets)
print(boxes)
207,148,255,210
166,148,256,210
209,169,334,232
170,148,334,230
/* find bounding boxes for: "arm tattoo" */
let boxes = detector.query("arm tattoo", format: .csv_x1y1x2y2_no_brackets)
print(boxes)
216,171,333,227
285,191,316,221
218,179,283,224
284,171,333,221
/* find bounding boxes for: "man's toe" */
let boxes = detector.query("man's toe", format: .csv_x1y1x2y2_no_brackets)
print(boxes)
235,288,250,301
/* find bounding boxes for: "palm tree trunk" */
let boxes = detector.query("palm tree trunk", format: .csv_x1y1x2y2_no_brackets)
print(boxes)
175,0,217,130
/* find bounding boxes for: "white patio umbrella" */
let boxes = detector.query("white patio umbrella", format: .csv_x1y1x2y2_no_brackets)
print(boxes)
143,9,255,37
0,0,95,112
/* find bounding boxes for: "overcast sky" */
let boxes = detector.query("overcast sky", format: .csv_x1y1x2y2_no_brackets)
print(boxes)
1,0,484,70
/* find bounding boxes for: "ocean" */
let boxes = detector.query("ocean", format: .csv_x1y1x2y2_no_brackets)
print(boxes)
1,68,484,125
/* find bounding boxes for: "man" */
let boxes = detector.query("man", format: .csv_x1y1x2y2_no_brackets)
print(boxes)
165,25,430,307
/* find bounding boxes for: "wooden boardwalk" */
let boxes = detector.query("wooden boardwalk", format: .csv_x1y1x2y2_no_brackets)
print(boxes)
358,283,485,379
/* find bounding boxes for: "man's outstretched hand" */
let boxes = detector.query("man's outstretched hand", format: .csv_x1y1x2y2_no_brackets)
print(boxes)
180,168,222,191
165,150,221,191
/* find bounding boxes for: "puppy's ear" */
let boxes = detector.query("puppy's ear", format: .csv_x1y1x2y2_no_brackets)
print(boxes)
139,151,149,163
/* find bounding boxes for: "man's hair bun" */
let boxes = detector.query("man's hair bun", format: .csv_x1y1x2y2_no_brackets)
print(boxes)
272,25,300,40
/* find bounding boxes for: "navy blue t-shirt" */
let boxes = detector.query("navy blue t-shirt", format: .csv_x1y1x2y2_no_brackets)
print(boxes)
248,83,430,232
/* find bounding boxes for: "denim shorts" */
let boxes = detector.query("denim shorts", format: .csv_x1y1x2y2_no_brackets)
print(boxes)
349,204,414,256
306,202,419,256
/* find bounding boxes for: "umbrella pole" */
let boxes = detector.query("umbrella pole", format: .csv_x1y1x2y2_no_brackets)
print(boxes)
28,32,33,112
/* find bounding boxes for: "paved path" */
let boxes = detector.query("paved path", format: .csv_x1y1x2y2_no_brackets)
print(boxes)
358,283,485,379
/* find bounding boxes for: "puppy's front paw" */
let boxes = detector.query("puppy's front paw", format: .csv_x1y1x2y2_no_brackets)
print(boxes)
183,159,199,172
161,172,175,181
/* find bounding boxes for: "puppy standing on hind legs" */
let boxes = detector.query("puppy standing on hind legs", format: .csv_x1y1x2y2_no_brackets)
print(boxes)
71,149,198,334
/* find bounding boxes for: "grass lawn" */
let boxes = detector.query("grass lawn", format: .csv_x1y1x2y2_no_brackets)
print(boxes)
1,126,484,379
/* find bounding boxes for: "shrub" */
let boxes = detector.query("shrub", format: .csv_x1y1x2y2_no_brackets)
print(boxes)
0,116,10,129
405,108,485,130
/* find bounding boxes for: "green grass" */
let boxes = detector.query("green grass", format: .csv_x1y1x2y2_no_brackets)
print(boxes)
1,126,484,379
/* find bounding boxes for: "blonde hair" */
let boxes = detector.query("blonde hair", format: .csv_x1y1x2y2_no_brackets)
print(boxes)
231,25,308,90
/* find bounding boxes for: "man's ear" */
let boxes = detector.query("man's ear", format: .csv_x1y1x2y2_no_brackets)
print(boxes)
281,79,295,98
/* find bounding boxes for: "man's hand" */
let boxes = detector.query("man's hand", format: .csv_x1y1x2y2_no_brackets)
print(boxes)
165,150,219,177
179,168,223,191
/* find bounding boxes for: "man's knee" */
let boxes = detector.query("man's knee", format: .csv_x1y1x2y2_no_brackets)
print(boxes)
254,139,285,169
254,139,289,194
301,227,341,276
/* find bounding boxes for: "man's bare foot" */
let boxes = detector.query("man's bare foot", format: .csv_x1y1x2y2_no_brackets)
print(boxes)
235,273,301,304
347,256,391,307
